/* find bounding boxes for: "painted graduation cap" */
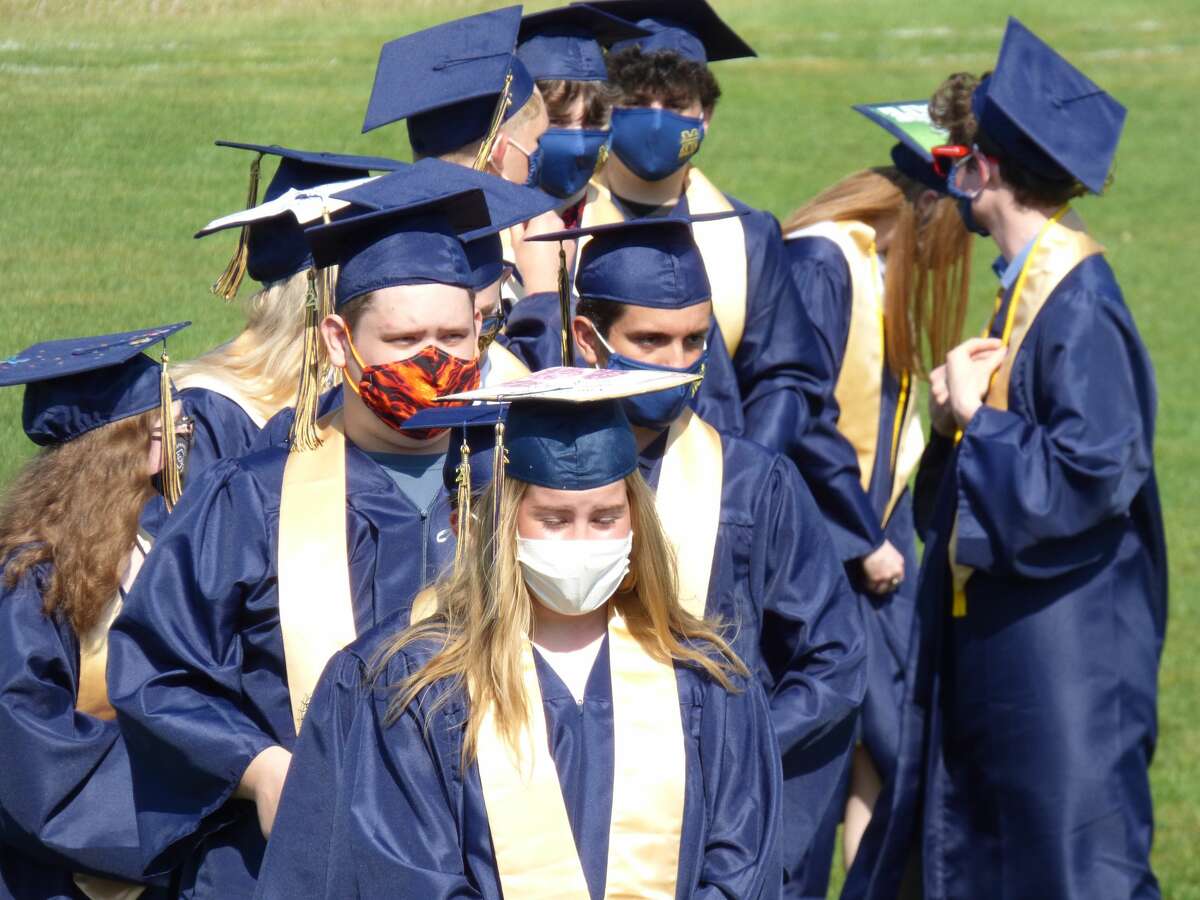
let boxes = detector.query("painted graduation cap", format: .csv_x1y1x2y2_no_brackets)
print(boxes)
204,142,405,299
517,4,652,81
854,99,951,193
363,6,536,161
972,17,1126,194
589,0,756,64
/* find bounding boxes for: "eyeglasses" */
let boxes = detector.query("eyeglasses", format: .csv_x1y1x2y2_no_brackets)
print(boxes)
930,144,970,178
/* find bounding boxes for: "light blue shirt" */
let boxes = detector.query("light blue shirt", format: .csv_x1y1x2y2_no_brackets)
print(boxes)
992,233,1039,290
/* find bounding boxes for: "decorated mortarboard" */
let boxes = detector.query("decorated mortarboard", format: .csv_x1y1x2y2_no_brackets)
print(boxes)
853,100,951,193
0,323,191,506
972,18,1126,195
588,0,756,64
363,7,536,163
517,4,652,82
204,142,405,300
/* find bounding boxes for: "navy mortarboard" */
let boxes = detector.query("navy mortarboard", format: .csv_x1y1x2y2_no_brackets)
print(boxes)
972,17,1126,194
363,6,535,164
590,0,756,64
854,99,951,193
0,322,191,505
517,3,650,81
203,142,404,299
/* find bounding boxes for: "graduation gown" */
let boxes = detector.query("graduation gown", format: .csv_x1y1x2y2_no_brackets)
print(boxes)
108,444,457,899
639,429,866,898
0,560,173,900
256,632,784,899
845,253,1167,899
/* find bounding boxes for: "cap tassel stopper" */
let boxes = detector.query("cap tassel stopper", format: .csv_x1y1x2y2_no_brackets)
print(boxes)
288,267,329,453
453,435,473,569
211,152,264,300
159,351,183,512
557,242,574,366
473,70,514,172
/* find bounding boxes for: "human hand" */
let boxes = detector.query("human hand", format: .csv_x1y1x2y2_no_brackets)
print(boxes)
928,364,956,437
945,338,1006,430
235,745,293,839
861,539,905,595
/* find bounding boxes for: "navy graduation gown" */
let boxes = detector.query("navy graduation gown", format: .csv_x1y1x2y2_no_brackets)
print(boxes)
639,431,866,897
256,633,784,899
0,561,172,900
108,443,457,898
845,254,1167,900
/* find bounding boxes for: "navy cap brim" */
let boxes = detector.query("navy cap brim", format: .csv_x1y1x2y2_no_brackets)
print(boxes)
520,4,652,47
583,0,756,62
0,322,191,386
524,207,745,243
852,101,948,163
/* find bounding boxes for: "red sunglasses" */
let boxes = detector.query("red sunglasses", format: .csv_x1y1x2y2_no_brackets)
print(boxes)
930,144,970,178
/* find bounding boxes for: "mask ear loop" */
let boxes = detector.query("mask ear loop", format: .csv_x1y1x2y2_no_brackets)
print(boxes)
340,323,369,398
584,318,616,367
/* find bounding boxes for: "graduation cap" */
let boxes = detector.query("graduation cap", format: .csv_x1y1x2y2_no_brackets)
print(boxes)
853,100,951,193
517,4,652,82
204,142,405,300
587,0,756,64
0,323,191,506
363,7,536,164
972,18,1126,194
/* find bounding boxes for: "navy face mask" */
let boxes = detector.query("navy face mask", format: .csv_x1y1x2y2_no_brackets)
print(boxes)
510,138,544,189
946,158,991,237
610,107,705,182
537,128,611,199
588,322,706,429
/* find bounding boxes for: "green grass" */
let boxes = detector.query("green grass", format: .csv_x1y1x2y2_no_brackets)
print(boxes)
3,0,1198,894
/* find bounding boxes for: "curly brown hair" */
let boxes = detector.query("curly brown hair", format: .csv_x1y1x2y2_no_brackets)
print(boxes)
606,46,721,112
538,78,621,128
929,72,1089,208
0,409,157,635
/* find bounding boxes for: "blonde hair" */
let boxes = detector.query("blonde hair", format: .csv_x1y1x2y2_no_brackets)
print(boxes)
783,167,973,378
374,472,746,765
171,268,341,422
431,89,547,166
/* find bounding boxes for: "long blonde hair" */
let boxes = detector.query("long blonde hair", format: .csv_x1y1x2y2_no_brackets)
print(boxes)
783,167,972,378
375,473,746,765
171,269,340,422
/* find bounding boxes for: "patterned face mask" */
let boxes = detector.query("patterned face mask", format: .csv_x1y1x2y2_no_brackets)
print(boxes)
344,333,480,440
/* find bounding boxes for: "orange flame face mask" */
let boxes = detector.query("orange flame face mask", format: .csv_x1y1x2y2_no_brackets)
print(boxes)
344,333,480,440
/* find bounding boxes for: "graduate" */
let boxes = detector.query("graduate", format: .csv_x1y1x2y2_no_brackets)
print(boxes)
256,373,785,899
0,324,190,899
778,101,972,887
846,19,1167,900
107,176,546,899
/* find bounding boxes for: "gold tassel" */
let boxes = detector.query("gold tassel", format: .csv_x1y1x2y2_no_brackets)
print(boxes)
211,152,263,300
159,352,183,512
472,70,514,172
557,242,574,366
454,435,473,570
288,268,324,452
490,421,507,541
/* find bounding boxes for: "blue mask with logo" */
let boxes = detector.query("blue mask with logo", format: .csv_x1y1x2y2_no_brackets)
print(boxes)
537,128,611,199
588,322,706,429
610,107,705,182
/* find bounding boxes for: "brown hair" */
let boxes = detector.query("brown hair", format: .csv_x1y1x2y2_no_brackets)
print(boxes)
539,79,620,128
375,473,746,766
607,46,721,113
929,72,1091,208
0,410,158,635
783,167,973,378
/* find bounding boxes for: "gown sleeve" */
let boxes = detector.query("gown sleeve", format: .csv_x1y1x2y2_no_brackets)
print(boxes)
107,459,279,874
180,388,262,478
0,564,152,881
693,673,784,900
953,284,1156,578
497,290,567,372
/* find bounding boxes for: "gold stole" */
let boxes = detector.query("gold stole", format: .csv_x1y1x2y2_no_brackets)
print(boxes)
476,609,687,898
949,208,1103,616
582,168,749,358
785,221,922,525
277,411,356,733
72,875,146,900
653,408,724,618
173,373,269,428
485,341,530,383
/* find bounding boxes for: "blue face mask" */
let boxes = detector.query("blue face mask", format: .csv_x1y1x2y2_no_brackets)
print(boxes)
945,158,991,237
588,322,706,429
511,138,544,189
537,128,611,199
610,107,705,182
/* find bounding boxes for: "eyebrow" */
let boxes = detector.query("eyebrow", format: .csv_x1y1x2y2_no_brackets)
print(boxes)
529,505,575,517
593,505,627,517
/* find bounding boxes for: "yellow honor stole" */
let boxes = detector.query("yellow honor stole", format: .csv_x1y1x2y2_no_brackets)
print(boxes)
173,373,270,428
476,608,687,899
949,207,1103,616
785,221,923,524
582,168,749,359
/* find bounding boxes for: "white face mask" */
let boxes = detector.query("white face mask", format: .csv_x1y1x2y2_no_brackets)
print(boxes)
517,533,634,617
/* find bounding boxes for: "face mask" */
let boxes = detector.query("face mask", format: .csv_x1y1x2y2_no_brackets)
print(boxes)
508,138,545,189
537,127,611,199
610,107,705,182
589,322,706,429
344,337,480,439
946,157,991,237
518,532,633,617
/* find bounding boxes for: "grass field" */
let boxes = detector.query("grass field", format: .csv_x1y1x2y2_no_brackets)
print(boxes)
3,0,1198,893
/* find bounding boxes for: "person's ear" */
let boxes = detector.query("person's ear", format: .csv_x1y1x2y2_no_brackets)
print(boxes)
916,190,939,227
321,314,351,371
488,133,510,174
573,316,603,367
